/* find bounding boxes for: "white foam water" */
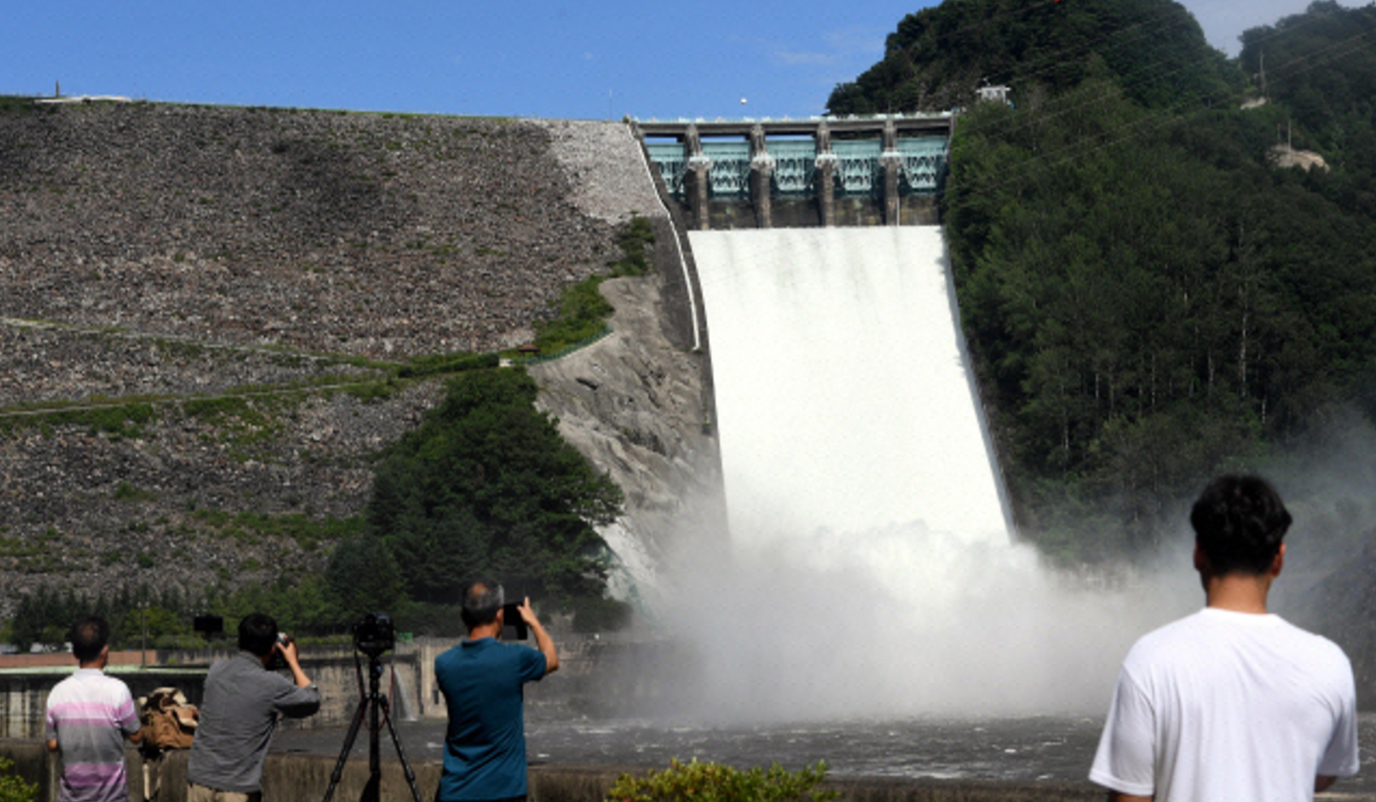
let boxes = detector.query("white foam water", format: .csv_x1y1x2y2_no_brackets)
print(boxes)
670,226,1181,721
689,227,1009,544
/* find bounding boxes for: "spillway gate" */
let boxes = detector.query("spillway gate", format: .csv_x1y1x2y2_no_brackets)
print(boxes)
636,114,953,230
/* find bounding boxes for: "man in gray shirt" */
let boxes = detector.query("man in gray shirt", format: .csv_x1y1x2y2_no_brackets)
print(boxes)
187,613,321,802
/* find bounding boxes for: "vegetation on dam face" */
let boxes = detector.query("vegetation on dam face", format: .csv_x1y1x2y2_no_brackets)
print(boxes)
5,366,632,650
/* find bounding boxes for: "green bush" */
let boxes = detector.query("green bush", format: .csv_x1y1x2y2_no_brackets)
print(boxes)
605,759,837,802
0,757,38,802
609,216,655,277
533,276,613,354
112,481,157,502
369,368,622,608
398,351,499,379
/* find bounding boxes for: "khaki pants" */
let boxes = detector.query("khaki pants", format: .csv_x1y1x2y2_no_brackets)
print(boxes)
186,782,263,802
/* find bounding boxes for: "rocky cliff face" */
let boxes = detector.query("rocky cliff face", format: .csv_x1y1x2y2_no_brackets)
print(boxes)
0,101,717,616
531,274,724,605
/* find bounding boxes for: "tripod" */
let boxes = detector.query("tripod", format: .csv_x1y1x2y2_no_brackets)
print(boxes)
320,650,424,802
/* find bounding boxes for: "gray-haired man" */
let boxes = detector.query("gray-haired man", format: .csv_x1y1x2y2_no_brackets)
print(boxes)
434,581,559,802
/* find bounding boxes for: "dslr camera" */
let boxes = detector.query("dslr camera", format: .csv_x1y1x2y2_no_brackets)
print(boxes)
266,632,291,671
352,612,395,657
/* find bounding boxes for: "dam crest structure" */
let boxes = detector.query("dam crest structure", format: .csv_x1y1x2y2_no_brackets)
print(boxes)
636,113,953,230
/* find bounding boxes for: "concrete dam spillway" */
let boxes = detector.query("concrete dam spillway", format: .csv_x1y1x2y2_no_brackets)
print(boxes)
689,226,1010,546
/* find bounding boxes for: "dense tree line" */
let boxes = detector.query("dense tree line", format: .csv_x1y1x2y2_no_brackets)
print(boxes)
1239,2,1376,197
5,571,380,652
832,0,1376,559
7,584,198,653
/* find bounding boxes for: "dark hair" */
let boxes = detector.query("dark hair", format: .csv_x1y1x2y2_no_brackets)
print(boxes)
238,612,279,656
70,616,109,664
460,581,504,630
1190,474,1293,575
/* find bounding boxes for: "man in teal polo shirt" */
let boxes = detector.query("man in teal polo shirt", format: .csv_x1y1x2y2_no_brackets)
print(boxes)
435,581,559,802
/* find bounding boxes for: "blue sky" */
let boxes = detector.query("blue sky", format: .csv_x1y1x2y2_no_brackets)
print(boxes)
5,0,1348,121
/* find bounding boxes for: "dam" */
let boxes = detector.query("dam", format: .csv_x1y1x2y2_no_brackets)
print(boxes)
630,113,1011,548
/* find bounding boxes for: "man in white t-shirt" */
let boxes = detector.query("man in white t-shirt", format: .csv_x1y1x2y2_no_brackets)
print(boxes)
1090,474,1359,802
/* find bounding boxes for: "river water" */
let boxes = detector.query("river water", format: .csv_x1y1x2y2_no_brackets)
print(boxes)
275,712,1376,792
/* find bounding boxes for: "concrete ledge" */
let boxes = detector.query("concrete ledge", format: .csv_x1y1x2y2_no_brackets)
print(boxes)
1,739,1110,802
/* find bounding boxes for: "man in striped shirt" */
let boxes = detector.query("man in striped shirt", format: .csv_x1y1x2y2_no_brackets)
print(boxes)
44,616,144,802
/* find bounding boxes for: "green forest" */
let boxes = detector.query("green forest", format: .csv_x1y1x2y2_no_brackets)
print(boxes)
833,0,1376,561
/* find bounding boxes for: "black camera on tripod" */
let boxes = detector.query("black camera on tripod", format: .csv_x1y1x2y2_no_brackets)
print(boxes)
352,612,395,658
323,610,421,802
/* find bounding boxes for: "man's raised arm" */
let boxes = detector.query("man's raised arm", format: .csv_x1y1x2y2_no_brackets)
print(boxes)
518,598,558,675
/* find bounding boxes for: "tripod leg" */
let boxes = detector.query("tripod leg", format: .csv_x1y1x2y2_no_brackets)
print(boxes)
378,694,425,802
320,697,368,802
362,660,384,802
359,772,381,802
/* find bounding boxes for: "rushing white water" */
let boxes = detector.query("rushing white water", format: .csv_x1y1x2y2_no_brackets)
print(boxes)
690,227,1009,545
669,226,1186,721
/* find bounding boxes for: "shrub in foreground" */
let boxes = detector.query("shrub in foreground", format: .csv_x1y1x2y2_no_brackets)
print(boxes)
605,759,837,802
0,757,37,802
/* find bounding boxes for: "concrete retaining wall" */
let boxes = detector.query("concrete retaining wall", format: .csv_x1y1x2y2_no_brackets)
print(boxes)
0,739,1108,802
0,651,425,740
1,668,206,740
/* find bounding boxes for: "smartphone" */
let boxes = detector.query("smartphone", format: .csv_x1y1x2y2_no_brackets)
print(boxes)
500,602,529,640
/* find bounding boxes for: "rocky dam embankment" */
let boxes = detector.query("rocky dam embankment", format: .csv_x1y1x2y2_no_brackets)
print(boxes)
0,99,718,615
